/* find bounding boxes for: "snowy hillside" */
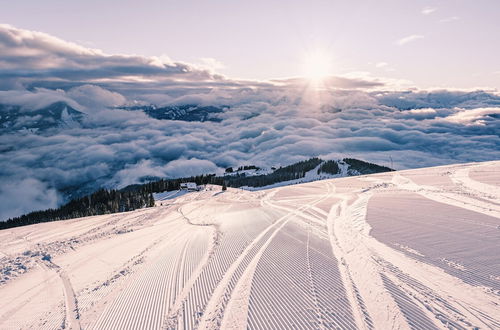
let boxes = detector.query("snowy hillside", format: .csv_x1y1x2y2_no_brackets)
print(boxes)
234,159,351,190
0,161,499,329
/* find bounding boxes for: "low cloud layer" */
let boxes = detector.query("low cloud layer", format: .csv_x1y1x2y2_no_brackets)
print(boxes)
1,25,499,220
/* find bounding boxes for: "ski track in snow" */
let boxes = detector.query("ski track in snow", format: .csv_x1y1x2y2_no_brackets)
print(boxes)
0,161,499,329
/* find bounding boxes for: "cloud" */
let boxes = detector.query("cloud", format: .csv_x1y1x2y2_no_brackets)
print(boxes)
0,88,82,111
440,16,460,23
106,158,220,189
0,24,225,89
164,158,220,178
377,90,500,109
0,24,387,97
0,178,60,220
66,85,126,110
0,25,499,221
196,58,226,73
275,76,386,90
375,62,388,68
396,35,424,46
421,7,437,15
444,107,500,125
1,86,499,221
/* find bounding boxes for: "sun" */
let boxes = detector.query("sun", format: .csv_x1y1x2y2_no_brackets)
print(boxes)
301,49,333,82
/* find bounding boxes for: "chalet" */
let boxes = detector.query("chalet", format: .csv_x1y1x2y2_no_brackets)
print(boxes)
180,182,199,191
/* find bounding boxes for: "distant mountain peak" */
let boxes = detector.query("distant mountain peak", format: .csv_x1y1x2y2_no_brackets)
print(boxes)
0,101,85,132
118,104,227,122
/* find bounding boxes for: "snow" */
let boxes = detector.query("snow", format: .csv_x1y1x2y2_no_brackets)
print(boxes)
60,107,80,129
0,161,499,329
153,189,190,203
240,163,345,191
223,167,273,177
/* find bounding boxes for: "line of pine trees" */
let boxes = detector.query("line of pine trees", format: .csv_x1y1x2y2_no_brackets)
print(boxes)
0,174,225,230
343,158,393,174
222,158,323,188
0,158,393,230
317,160,341,175
133,174,224,193
0,188,155,230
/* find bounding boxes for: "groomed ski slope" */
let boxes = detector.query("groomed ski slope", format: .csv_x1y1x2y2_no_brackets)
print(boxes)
0,161,499,329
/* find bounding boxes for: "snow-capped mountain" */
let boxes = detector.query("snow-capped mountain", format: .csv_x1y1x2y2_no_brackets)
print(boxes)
0,102,85,132
0,101,227,135
119,104,226,122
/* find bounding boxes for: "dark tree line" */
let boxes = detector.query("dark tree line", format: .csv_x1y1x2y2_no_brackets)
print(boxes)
223,158,323,188
317,160,340,175
343,158,394,174
225,165,260,173
1,174,224,230
0,189,155,230
121,173,223,194
0,158,393,230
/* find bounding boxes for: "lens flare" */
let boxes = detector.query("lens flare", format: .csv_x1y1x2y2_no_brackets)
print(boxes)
301,49,333,82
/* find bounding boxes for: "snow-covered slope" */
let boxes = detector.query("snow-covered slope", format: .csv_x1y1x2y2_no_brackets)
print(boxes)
0,161,499,329
238,161,350,190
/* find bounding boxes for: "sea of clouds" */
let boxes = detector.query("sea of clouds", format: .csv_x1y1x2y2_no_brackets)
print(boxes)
1,24,499,220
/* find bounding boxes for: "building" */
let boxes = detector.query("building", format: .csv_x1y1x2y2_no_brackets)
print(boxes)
180,182,199,191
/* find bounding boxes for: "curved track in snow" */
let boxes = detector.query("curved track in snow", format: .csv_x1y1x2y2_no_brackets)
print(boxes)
0,161,499,329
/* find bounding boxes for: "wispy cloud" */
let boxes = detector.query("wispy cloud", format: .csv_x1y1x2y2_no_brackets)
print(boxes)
440,16,460,23
421,7,437,15
396,35,424,46
375,62,388,68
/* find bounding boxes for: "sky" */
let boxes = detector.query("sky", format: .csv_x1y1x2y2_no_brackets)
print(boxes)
0,0,499,89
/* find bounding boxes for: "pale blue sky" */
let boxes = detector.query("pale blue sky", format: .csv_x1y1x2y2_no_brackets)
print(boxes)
1,0,499,88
